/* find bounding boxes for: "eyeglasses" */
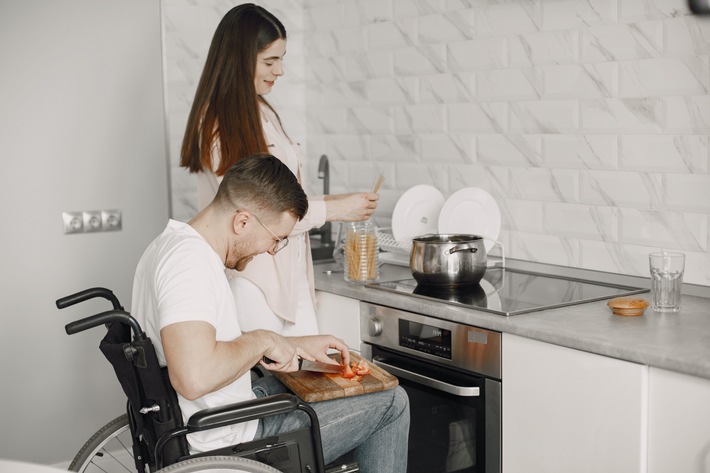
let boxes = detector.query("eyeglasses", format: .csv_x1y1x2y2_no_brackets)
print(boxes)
250,212,289,254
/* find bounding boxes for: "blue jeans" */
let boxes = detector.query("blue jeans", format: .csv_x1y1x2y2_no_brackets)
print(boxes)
252,375,410,473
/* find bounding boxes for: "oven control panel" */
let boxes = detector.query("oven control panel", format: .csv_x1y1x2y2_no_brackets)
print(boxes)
399,318,452,359
359,302,502,379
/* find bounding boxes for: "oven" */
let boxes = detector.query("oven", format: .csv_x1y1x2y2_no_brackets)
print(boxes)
360,302,501,473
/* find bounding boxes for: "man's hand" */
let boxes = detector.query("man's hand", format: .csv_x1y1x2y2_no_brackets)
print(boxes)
287,334,351,368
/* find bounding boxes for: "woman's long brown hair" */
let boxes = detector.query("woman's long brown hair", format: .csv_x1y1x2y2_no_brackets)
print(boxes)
180,4,286,176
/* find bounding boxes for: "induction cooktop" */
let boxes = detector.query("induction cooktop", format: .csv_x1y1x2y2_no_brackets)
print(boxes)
366,268,648,316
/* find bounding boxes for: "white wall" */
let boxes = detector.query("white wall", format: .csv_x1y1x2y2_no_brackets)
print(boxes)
166,0,710,287
0,0,169,464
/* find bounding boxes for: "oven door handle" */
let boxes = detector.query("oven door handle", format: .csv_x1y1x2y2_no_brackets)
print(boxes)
373,358,480,397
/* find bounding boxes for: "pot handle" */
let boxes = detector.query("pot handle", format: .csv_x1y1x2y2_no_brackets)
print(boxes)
448,245,479,255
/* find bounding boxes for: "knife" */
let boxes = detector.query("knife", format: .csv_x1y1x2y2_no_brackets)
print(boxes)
262,356,343,374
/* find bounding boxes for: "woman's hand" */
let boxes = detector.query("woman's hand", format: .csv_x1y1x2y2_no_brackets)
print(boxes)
324,192,379,222
288,335,351,368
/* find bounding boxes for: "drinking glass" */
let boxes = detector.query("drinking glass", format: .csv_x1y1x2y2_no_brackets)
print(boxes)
649,252,685,312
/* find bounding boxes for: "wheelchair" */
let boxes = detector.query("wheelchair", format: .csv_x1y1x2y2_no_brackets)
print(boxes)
57,287,358,473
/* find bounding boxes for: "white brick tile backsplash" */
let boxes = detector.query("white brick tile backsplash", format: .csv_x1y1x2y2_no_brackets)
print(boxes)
343,0,393,26
580,22,663,62
578,240,647,276
619,208,708,251
543,135,619,170
477,68,541,101
619,57,710,97
447,102,508,133
619,135,708,173
504,199,543,233
343,51,393,79
447,164,509,196
325,134,370,162
618,0,692,23
420,133,474,164
304,2,344,31
474,2,540,38
419,72,475,103
580,170,663,208
371,135,419,162
664,17,710,56
665,174,710,212
580,98,662,133
447,37,508,71
394,0,446,18
348,106,393,134
366,77,419,105
307,57,344,82
509,100,579,134
509,168,579,202
540,0,617,30
394,162,450,192
543,202,619,241
394,45,447,76
543,63,618,99
509,30,579,67
393,104,446,133
477,134,542,167
508,232,579,266
164,0,710,286
664,95,710,133
368,21,414,51
418,12,475,44
307,107,348,134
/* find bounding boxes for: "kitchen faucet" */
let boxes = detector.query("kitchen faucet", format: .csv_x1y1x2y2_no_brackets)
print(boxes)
312,154,333,248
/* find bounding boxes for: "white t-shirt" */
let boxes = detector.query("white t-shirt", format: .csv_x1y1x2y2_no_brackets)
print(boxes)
131,219,258,452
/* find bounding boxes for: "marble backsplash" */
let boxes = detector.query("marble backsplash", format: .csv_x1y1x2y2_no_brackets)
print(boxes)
162,0,710,286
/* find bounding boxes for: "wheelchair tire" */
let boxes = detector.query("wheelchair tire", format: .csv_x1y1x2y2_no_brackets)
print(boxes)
68,414,133,473
155,455,282,473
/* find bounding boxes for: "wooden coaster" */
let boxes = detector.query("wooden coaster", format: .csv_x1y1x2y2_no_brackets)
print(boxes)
607,297,650,316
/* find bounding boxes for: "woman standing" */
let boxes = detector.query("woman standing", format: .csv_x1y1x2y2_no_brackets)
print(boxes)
180,4,378,336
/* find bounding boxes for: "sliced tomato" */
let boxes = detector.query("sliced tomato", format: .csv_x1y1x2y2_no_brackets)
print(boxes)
351,359,371,376
341,364,356,379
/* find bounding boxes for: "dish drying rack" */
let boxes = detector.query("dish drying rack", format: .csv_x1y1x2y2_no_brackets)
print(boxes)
376,228,505,268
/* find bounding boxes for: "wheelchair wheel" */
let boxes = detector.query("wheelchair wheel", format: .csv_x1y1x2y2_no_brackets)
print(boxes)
155,455,282,473
69,414,134,472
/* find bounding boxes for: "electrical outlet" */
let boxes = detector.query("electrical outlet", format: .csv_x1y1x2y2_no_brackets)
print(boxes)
62,212,84,234
83,211,103,232
101,209,122,231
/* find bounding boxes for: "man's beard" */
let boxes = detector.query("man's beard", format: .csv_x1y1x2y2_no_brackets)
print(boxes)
226,237,255,271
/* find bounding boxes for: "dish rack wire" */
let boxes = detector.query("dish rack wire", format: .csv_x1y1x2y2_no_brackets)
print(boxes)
376,228,412,255
376,227,505,268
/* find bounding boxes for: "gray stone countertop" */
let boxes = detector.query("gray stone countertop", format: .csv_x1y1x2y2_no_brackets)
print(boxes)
313,261,710,381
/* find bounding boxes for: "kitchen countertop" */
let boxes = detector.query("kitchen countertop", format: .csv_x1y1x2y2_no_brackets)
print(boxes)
314,260,710,381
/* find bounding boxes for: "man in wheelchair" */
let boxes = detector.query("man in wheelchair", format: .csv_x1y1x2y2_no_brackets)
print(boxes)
131,154,410,472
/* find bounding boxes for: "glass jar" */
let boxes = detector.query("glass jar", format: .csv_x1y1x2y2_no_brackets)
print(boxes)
343,221,379,283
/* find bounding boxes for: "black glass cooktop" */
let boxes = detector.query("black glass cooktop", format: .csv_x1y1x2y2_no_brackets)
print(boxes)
367,268,648,316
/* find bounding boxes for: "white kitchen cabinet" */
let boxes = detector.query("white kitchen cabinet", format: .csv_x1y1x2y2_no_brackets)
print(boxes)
648,367,710,472
315,290,361,350
502,333,647,473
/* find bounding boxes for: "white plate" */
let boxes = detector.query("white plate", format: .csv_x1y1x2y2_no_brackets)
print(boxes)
438,187,501,251
391,185,445,243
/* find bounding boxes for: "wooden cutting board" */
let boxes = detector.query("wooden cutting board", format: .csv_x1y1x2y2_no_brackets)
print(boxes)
273,352,398,402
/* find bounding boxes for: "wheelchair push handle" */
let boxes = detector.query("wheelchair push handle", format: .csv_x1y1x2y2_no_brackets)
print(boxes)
64,309,146,341
56,287,123,311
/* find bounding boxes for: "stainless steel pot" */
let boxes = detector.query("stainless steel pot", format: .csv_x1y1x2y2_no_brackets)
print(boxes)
410,234,487,286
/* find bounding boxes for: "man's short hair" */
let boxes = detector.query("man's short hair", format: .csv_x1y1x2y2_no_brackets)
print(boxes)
214,153,308,220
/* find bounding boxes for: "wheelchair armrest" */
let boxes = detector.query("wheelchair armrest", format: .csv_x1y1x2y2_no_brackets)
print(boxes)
186,393,300,432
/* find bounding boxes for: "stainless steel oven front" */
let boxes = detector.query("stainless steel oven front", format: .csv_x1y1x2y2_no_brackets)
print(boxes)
360,302,501,473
